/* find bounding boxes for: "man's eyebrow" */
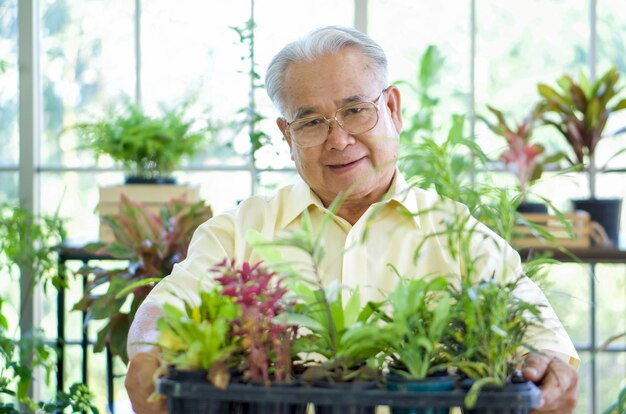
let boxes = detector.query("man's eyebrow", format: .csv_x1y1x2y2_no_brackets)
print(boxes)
292,93,369,120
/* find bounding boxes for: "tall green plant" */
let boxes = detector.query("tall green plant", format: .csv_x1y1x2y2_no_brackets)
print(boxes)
248,208,386,382
230,16,270,156
397,45,445,145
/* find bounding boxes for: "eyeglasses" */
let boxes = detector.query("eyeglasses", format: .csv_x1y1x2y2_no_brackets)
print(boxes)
285,88,388,148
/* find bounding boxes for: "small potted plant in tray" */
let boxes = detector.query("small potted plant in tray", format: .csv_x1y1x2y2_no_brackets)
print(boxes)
155,258,306,414
537,66,626,246
249,212,387,414
479,105,565,213
153,286,242,413
448,275,543,413
378,274,455,414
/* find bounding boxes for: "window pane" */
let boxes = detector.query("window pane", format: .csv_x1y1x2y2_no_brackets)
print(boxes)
0,1,18,166
0,172,18,203
257,170,298,196
474,0,587,155
597,1,626,170
141,1,252,163
369,0,470,131
188,171,251,215
41,0,135,167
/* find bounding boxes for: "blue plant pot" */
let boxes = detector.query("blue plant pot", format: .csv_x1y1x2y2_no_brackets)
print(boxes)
386,374,455,414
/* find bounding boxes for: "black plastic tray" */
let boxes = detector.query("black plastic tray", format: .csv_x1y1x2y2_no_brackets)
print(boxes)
157,378,541,410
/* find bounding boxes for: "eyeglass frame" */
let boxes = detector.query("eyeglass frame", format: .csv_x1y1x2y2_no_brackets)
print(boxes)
284,87,389,148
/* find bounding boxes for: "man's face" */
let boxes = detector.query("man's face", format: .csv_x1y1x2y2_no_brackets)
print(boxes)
277,47,403,207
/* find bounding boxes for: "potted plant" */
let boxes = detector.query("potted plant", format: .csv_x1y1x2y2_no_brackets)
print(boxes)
72,99,212,184
537,66,626,246
448,275,543,413
154,259,307,414
380,274,455,414
151,283,242,413
249,214,387,414
73,194,213,363
479,105,565,213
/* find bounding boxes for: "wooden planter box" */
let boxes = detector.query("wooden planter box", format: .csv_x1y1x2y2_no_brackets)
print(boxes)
97,184,200,242
512,212,591,249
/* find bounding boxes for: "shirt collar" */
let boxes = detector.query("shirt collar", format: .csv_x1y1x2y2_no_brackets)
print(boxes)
379,170,421,229
278,177,326,230
279,170,421,230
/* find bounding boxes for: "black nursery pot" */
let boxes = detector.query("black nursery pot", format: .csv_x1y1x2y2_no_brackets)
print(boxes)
386,373,455,414
124,175,177,184
160,368,308,414
312,380,380,414
572,198,622,247
516,201,548,214
459,379,541,414
164,368,236,414
236,380,308,414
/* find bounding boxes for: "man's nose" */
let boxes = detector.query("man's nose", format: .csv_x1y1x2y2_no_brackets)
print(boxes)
324,120,355,151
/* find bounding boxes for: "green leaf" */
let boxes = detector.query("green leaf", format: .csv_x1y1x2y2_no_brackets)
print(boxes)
115,277,162,299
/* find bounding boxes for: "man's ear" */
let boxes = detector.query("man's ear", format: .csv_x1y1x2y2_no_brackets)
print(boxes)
277,117,294,155
385,85,403,133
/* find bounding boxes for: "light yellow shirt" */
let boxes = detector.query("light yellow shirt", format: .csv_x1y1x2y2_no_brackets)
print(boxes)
146,172,579,365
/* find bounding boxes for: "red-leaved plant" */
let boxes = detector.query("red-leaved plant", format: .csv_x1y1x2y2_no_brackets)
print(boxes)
74,194,213,363
212,259,296,385
480,105,564,198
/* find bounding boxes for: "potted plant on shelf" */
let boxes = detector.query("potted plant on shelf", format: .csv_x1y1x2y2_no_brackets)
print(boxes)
70,99,214,241
73,194,213,363
479,105,565,213
537,66,626,246
73,99,212,184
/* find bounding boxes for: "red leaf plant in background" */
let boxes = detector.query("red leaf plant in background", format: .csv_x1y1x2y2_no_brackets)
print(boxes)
481,105,564,199
212,259,296,385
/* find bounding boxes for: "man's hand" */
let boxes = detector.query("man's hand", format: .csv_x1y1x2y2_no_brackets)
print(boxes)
125,350,167,414
523,352,579,414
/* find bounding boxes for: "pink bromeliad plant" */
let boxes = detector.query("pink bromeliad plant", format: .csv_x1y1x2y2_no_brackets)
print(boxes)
481,105,565,199
212,259,296,385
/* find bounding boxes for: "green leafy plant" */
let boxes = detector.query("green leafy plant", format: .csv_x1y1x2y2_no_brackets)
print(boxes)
71,99,213,181
155,287,241,389
397,45,446,146
480,105,565,199
249,209,385,383
74,194,213,363
0,205,97,412
380,274,453,379
0,203,66,290
448,276,543,408
537,66,626,197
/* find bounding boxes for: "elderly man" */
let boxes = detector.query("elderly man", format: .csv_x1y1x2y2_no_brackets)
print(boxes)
125,26,579,414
